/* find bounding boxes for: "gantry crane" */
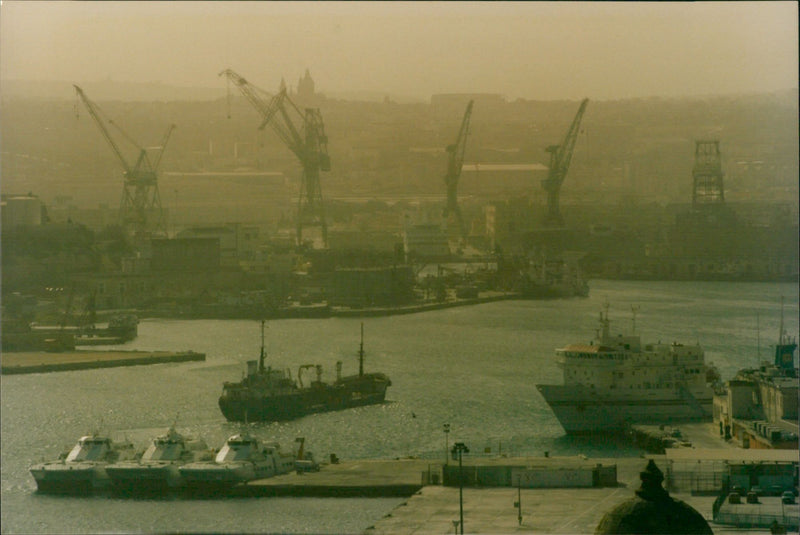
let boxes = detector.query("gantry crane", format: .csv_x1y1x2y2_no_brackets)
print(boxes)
219,69,331,248
541,98,588,227
443,100,474,245
74,85,174,239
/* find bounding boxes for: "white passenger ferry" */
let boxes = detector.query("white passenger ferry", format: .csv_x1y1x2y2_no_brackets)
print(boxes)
536,305,720,434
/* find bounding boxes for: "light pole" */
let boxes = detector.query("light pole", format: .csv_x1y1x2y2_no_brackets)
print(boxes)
443,423,450,465
514,474,522,525
451,442,469,535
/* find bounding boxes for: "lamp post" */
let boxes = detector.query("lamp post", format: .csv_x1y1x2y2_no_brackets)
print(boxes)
514,474,522,525
451,442,469,534
443,423,450,465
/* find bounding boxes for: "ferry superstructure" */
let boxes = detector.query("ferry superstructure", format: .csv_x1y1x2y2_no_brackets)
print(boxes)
536,306,719,434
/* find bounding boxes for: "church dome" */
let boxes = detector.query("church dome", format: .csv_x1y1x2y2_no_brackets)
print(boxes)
595,459,712,534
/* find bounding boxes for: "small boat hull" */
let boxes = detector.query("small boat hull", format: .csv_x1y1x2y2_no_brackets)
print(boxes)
106,462,183,494
30,462,109,494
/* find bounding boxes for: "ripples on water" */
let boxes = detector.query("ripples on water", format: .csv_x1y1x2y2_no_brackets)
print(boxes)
2,280,797,533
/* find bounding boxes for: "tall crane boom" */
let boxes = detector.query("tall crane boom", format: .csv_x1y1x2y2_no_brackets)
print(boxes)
542,98,588,227
220,69,330,248
74,85,172,239
74,85,132,174
444,100,474,244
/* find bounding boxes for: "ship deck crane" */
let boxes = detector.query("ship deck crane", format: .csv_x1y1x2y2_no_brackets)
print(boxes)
74,85,174,240
541,98,588,227
220,69,330,248
444,100,474,245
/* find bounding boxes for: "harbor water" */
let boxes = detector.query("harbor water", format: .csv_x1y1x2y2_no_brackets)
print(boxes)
2,280,798,534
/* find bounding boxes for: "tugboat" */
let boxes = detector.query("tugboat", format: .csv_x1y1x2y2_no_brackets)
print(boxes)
536,304,720,434
178,431,296,493
106,426,214,494
218,321,391,422
30,432,137,494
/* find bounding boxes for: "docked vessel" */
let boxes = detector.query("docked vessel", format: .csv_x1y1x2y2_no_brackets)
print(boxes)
218,322,391,422
178,431,295,492
536,305,719,434
713,302,798,449
517,254,589,299
29,433,137,493
106,426,214,494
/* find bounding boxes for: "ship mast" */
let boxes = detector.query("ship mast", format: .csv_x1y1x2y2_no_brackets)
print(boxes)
359,322,365,377
259,319,266,373
598,302,611,342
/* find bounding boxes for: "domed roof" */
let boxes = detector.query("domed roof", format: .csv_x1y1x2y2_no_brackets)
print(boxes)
595,459,712,534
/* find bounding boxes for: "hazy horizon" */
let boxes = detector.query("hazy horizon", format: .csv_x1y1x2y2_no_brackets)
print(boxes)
1,1,797,102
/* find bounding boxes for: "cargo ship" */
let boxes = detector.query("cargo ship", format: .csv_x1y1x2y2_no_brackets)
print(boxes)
218,322,391,422
536,305,719,434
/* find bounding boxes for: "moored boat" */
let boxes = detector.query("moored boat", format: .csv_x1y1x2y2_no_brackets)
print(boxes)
536,304,720,434
106,426,214,494
178,431,296,493
29,433,137,494
218,321,391,422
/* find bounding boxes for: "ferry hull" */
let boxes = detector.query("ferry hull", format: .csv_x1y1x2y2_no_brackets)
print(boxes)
536,384,713,434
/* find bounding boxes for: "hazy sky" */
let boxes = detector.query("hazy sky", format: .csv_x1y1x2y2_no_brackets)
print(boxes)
1,1,797,100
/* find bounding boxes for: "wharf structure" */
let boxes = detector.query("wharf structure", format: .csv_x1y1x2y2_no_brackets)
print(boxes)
663,448,798,496
712,332,798,450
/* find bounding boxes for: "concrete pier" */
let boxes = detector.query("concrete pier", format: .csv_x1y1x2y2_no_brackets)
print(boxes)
363,456,776,534
1,350,205,375
236,459,434,497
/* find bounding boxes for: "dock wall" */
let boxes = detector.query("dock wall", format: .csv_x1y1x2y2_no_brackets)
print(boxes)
1,351,205,375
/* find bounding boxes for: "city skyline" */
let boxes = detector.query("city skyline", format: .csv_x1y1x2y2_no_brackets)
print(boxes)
1,1,797,101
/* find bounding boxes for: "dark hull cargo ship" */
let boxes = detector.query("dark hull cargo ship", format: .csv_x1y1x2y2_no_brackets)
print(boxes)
218,322,391,422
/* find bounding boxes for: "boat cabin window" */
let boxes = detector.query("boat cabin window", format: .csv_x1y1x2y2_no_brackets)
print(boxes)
65,438,109,462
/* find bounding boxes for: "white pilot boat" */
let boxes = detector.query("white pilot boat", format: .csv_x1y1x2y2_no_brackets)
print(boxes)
179,431,296,493
30,433,137,493
106,427,214,494
536,305,720,434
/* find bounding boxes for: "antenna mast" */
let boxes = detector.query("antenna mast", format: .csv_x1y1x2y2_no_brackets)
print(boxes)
756,312,761,367
359,322,365,377
259,319,266,373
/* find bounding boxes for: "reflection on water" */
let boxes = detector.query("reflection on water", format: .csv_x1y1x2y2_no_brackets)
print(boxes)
2,280,797,533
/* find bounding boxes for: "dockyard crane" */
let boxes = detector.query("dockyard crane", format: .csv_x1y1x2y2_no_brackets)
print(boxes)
219,69,331,248
541,98,588,227
443,100,474,245
74,85,174,240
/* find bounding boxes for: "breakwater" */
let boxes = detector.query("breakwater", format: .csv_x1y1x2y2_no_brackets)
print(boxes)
1,350,205,375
